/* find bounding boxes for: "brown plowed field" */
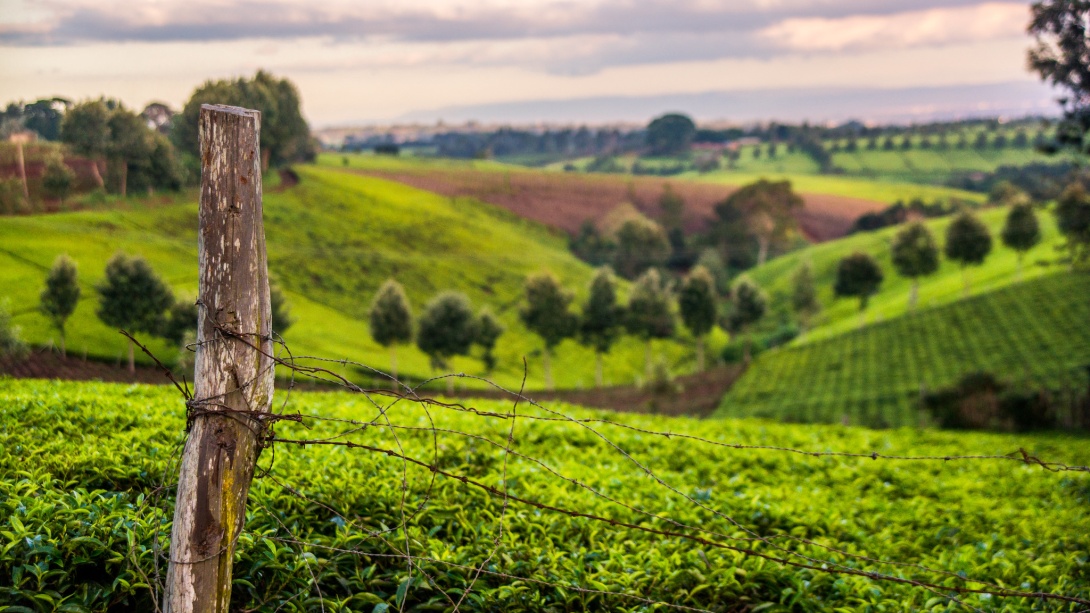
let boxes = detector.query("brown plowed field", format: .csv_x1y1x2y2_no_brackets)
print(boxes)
348,167,884,242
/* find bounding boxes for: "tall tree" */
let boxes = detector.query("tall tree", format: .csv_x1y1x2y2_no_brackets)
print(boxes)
834,252,884,326
106,106,155,197
60,100,109,188
944,212,993,296
578,267,624,388
369,279,414,385
1028,1,1090,153
719,179,803,266
417,291,478,393
475,309,504,374
791,261,820,329
678,266,717,372
1055,182,1090,266
726,275,767,363
1001,202,1042,279
519,272,578,390
95,253,174,373
891,222,940,309
613,217,670,280
626,268,676,381
41,155,75,204
39,255,80,357
646,113,696,155
658,183,685,231
709,198,758,272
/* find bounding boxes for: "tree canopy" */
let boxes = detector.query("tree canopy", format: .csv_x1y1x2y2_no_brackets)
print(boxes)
1028,1,1090,153
945,212,993,267
646,113,696,155
1001,202,1043,263
892,222,940,280
791,262,819,319
39,255,80,356
369,279,414,348
727,275,767,334
834,252,884,311
678,266,718,372
96,253,175,372
416,292,478,370
1055,182,1090,265
715,179,803,266
475,309,504,373
614,217,670,280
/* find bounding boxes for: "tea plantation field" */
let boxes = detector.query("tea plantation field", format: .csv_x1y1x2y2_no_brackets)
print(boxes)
2,379,1088,611
718,273,1090,427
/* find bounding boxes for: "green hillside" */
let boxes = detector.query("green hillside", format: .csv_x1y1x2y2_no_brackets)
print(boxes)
717,273,1090,427
0,164,714,389
4,379,1089,611
746,204,1066,342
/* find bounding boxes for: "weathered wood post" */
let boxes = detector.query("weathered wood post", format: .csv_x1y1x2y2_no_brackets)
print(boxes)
164,105,275,612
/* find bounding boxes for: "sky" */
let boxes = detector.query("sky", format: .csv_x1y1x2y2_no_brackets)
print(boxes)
0,0,1057,127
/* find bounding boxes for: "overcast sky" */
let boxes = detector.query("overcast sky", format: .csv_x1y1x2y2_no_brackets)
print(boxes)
0,0,1051,126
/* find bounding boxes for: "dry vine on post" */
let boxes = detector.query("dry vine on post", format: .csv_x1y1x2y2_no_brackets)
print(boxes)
163,104,275,612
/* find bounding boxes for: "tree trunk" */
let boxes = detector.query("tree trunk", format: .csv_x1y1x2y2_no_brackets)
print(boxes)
127,339,135,374
909,279,919,310
595,351,603,388
119,162,128,198
543,346,553,391
696,336,705,373
59,328,66,359
389,345,398,390
15,141,29,203
447,374,455,395
645,339,654,382
164,105,274,613
757,236,770,267
962,266,970,298
90,159,105,189
1016,253,1024,282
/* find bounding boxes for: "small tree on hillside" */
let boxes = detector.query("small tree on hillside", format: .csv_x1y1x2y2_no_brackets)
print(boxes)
726,275,767,364
475,309,504,374
39,255,80,357
95,253,174,373
0,301,27,359
988,181,1029,207
369,279,414,385
1055,183,1090,267
658,184,685,232
161,298,198,346
614,217,670,279
834,252,883,327
678,266,717,372
891,222,940,309
791,261,820,329
578,267,624,388
1001,202,1042,279
61,100,110,188
944,212,993,296
41,155,75,205
646,113,696,155
520,272,578,390
626,269,675,382
270,282,295,335
417,291,478,393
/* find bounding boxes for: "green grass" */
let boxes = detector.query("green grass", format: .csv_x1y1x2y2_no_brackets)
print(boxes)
4,378,1089,611
744,203,1066,342
0,164,715,389
830,147,1073,184
717,273,1090,427
694,170,986,206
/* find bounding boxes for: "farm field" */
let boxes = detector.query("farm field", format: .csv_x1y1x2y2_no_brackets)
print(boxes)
718,273,1090,427
745,203,1066,341
0,164,718,390
3,378,1089,611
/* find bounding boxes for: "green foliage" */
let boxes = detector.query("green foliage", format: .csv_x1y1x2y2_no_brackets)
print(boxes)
1001,202,1042,256
719,274,1090,427
677,266,717,339
1028,0,1090,153
657,183,685,231
891,222,940,279
519,272,578,351
945,211,993,267
369,279,413,348
0,300,27,358
834,252,884,311
790,261,819,318
625,268,675,341
95,252,174,337
270,281,295,336
727,275,767,333
723,179,804,264
4,379,1090,611
174,70,313,168
568,220,615,266
161,298,197,346
578,267,623,355
613,217,669,280
417,291,478,369
40,154,75,203
1055,183,1090,265
60,100,110,159
988,180,1029,206
39,254,80,353
475,309,504,372
645,112,696,155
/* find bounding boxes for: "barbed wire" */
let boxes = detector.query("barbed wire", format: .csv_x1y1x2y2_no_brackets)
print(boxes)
126,326,1090,611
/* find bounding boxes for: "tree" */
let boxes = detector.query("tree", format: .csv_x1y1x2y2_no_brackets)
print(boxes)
417,291,478,393
569,220,615,266
174,71,313,170
95,253,174,373
1001,202,1042,279
646,113,696,155
106,105,155,197
369,279,414,384
41,155,75,204
1028,2,1090,153
626,268,675,381
791,261,820,328
726,275,767,363
613,217,670,280
720,179,803,266
891,222,940,308
519,272,578,390
658,183,685,232
709,199,758,272
161,298,198,345
270,282,295,335
988,181,1029,207
678,266,717,372
61,100,109,188
1055,182,1090,266
475,310,504,374
39,255,80,357
834,252,883,325
0,300,27,359
944,212,993,296
578,267,624,388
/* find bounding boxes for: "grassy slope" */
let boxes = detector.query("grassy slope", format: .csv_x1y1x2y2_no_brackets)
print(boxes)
744,204,1066,342
0,165,714,389
4,379,1089,611
717,273,1090,426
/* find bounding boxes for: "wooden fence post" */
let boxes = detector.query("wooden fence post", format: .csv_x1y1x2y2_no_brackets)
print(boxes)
164,105,275,613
